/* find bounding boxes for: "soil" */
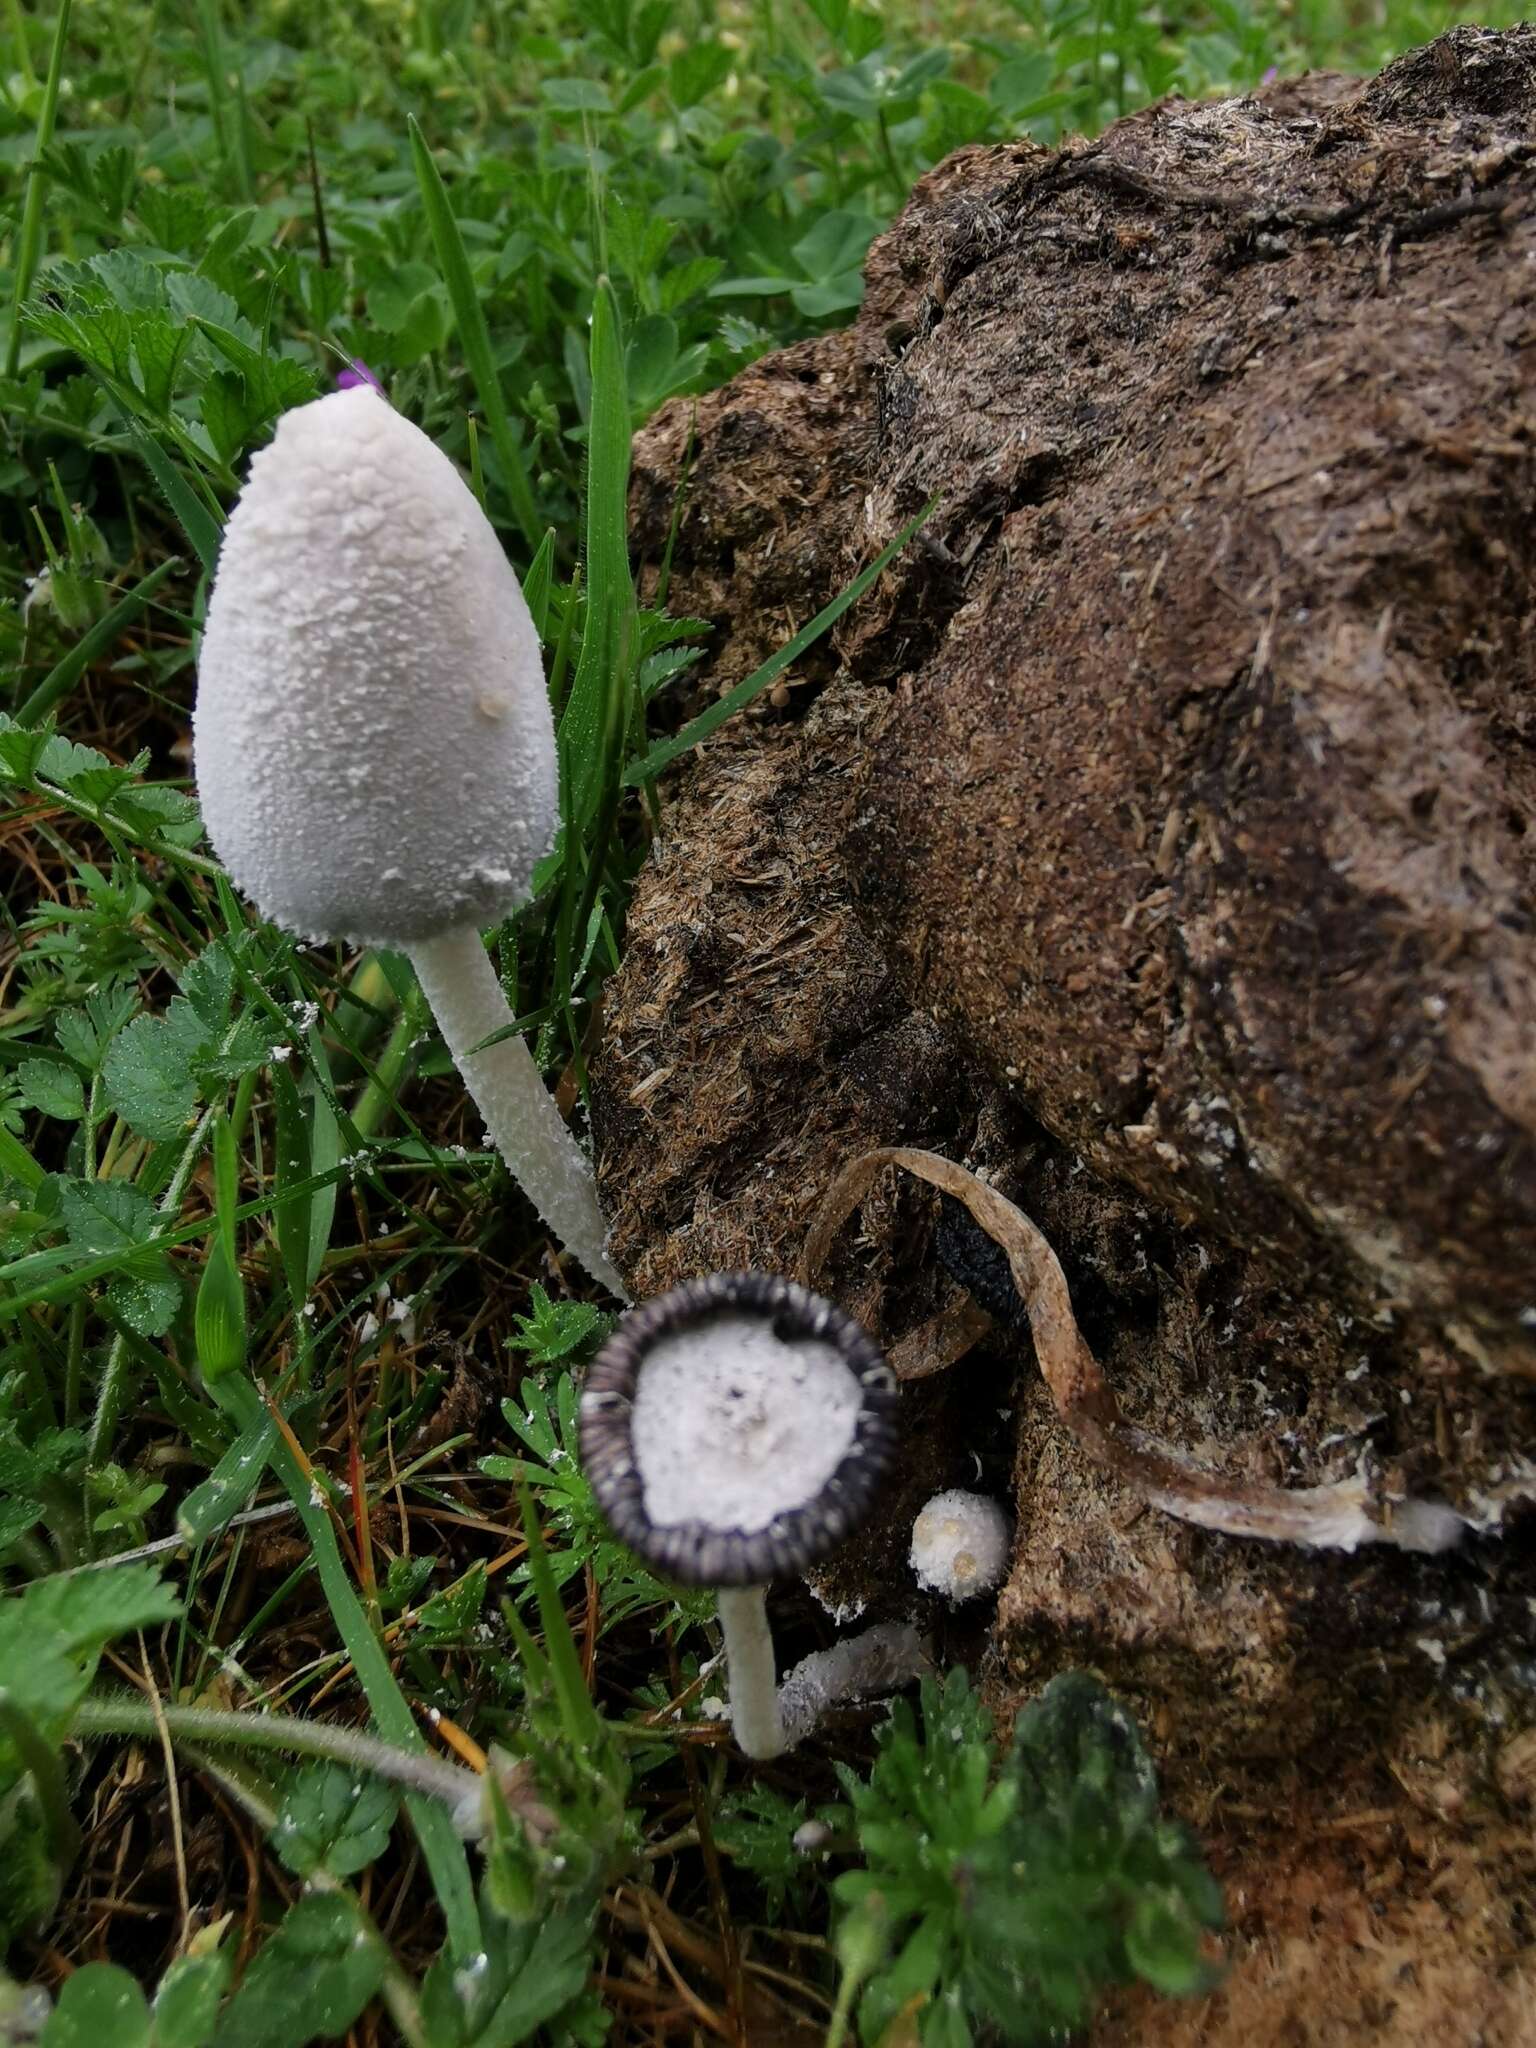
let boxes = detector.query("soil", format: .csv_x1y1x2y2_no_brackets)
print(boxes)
595,27,1536,2043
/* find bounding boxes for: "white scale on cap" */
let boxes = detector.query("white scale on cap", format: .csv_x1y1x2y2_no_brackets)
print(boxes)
629,1315,863,1535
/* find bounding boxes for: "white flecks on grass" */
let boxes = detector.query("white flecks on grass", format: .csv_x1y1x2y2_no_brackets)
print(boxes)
630,1314,862,1533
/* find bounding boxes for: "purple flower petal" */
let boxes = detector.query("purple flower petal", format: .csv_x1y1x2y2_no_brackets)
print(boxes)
337,359,384,394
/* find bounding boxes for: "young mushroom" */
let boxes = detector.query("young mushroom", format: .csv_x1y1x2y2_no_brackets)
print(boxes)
579,1270,901,1759
193,385,623,1296
909,1488,1013,1603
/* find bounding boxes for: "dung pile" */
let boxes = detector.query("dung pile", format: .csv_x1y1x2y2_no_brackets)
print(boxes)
595,28,1536,2041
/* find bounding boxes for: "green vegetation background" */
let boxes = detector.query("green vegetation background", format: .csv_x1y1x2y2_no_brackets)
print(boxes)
0,3,1517,2045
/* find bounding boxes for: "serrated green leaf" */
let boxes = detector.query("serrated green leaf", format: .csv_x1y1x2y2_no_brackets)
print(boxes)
107,1261,180,1337
0,1566,179,1784
135,183,219,255
122,414,223,576
669,42,734,107
270,1762,399,1880
199,369,252,465
657,256,725,312
55,986,136,1073
187,317,316,426
36,732,115,786
40,1963,151,2048
504,1285,606,1365
418,1901,595,2047
210,1893,384,2048
57,1176,156,1256
102,1013,200,1140
130,316,191,414
163,270,253,340
418,1563,486,1643
0,718,51,782
541,76,611,112
152,1948,233,2048
179,943,237,1032
15,1060,84,1121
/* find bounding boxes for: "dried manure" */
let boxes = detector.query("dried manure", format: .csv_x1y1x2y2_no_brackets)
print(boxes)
595,27,1536,2042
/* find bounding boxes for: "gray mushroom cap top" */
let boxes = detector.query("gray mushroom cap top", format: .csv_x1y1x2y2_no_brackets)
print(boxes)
578,1271,899,1588
193,386,558,949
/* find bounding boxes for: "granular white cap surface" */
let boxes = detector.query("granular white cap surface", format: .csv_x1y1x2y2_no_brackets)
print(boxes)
194,386,557,947
909,1488,1012,1602
630,1315,863,1535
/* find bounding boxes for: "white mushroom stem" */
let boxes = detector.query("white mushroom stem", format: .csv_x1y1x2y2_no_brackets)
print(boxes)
776,1622,929,1750
411,928,627,1300
716,1585,786,1761
716,1598,929,1760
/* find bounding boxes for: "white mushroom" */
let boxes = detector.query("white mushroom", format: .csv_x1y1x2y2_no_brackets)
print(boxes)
909,1488,1012,1602
193,386,623,1295
579,1271,901,1759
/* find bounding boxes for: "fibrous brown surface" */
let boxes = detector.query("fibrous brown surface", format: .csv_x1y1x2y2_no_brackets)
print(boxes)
596,26,1536,2042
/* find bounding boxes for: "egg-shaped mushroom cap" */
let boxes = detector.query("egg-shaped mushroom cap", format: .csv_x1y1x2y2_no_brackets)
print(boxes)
193,387,557,948
579,1271,899,1588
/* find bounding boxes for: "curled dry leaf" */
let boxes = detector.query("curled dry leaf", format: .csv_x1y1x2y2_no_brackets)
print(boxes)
801,1145,1464,1555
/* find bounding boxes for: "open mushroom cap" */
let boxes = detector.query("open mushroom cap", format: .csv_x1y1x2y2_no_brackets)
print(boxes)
193,386,558,948
579,1271,899,1587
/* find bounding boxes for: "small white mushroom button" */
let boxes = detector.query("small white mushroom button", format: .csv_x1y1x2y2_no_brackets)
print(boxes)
909,1488,1013,1603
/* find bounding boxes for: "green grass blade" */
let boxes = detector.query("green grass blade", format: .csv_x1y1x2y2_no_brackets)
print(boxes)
271,1061,312,1320
516,1478,600,1748
193,1114,247,1385
0,1122,45,1192
4,0,71,379
301,1029,341,1290
523,528,557,644
407,115,541,555
121,417,224,576
624,495,938,786
210,1373,481,1958
4,0,37,86
557,278,635,834
175,1408,276,1544
17,556,183,725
